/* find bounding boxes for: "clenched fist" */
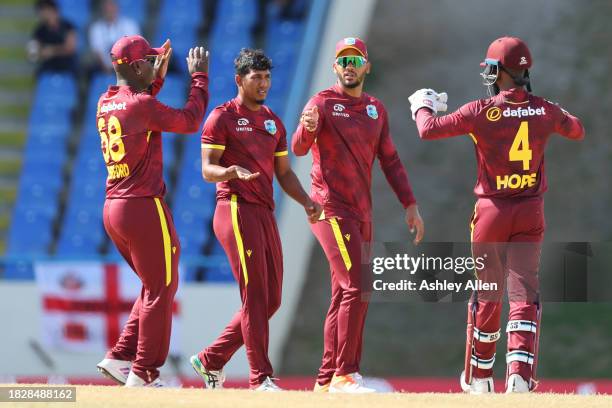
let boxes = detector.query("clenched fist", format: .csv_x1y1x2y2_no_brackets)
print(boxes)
300,105,319,132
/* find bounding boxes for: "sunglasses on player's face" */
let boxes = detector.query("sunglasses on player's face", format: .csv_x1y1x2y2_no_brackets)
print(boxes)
335,55,367,69
144,55,158,64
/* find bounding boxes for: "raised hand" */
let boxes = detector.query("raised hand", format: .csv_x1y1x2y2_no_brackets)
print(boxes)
408,89,448,120
154,39,172,79
187,46,209,75
300,105,319,132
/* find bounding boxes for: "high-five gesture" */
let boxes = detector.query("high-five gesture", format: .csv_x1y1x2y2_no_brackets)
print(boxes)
187,46,209,75
154,39,172,79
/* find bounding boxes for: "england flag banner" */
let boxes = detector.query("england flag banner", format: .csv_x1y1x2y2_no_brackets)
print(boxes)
34,262,181,353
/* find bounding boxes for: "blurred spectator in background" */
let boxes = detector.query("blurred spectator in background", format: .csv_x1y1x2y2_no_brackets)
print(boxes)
88,0,141,74
27,0,78,77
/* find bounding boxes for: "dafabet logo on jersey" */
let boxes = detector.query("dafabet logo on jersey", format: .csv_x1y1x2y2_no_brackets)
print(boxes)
486,106,546,122
486,107,502,122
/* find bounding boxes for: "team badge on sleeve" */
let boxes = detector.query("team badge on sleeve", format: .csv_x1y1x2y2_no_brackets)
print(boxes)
264,119,277,135
366,104,378,119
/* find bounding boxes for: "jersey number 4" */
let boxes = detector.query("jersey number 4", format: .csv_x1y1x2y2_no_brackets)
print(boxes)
509,121,532,171
98,115,126,163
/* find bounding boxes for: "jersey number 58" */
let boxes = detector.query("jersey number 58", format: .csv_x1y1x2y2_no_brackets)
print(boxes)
98,115,126,164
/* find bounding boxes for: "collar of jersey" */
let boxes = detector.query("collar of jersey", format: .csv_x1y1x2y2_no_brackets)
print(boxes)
333,84,366,102
500,87,529,104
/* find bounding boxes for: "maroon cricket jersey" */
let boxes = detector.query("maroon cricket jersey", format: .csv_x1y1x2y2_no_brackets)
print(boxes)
416,87,584,199
97,73,209,198
201,98,288,210
292,84,416,223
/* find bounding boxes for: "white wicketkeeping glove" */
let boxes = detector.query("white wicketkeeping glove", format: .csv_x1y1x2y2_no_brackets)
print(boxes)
408,89,448,120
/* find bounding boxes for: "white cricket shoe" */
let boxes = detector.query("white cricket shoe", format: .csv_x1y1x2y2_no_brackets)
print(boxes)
460,371,494,394
329,373,376,393
506,374,530,393
189,354,225,389
96,358,131,385
254,377,282,391
125,371,165,387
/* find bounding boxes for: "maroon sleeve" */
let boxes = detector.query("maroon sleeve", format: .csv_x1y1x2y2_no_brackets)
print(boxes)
549,102,585,140
200,109,227,148
377,105,417,208
415,101,478,140
145,73,209,134
275,120,288,155
149,77,164,97
291,96,323,156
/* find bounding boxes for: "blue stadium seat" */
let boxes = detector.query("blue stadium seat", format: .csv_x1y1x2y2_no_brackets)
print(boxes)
27,120,71,142
56,214,105,256
158,0,202,26
204,241,233,282
90,74,116,105
156,74,187,108
56,0,91,30
215,0,256,25
116,0,147,26
182,265,200,282
67,174,106,209
16,178,62,208
265,20,304,52
174,229,207,255
155,0,200,73
2,261,35,280
74,146,107,179
210,19,252,42
33,73,78,108
7,207,55,255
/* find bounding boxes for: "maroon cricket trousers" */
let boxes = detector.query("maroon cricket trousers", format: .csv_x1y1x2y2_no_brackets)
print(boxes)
310,216,372,385
469,196,544,382
198,196,283,388
103,197,180,383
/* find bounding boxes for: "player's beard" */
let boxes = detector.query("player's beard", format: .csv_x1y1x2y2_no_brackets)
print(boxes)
337,70,365,89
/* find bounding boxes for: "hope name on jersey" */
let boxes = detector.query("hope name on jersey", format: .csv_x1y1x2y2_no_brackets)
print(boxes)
415,87,584,199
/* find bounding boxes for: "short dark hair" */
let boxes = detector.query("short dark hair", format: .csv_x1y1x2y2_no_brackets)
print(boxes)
35,0,58,11
234,48,273,76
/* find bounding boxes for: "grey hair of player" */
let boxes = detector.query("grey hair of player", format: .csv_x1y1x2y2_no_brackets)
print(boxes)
234,48,273,77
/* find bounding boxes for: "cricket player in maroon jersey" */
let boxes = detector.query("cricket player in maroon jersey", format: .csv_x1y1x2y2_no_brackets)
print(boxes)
408,36,584,393
94,35,209,387
189,48,321,391
293,37,425,393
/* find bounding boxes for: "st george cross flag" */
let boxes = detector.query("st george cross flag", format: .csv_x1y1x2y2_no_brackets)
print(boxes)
34,261,181,353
